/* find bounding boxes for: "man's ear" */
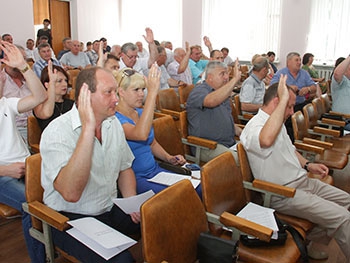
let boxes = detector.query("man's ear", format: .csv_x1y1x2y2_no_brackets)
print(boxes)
44,82,49,90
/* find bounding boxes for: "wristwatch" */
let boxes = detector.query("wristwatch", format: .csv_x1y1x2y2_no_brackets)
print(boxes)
19,64,30,74
304,161,311,171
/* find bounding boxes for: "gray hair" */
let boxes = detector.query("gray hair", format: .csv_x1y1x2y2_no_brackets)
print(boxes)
204,61,227,80
252,56,269,71
121,42,138,54
287,52,300,61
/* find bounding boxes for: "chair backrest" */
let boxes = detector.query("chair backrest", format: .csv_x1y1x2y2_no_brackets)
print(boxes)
153,114,184,156
179,110,192,155
291,111,309,141
321,93,332,113
240,65,249,82
233,95,243,116
25,153,43,230
312,98,325,119
303,103,318,129
178,84,194,106
66,69,80,87
141,180,208,263
27,115,42,153
201,152,247,236
156,88,182,112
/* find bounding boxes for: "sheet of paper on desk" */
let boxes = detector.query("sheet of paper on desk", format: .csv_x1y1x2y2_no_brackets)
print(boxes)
236,202,279,239
148,172,201,189
67,217,136,260
112,190,155,214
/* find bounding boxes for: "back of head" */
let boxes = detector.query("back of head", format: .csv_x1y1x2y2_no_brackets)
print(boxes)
252,56,269,71
263,82,294,106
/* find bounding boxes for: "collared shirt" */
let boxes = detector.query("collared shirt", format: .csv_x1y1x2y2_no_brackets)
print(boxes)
331,75,350,114
144,65,170,90
167,60,192,84
189,59,208,84
41,105,134,215
119,57,148,75
186,81,236,147
2,69,32,127
271,67,315,105
0,97,30,165
240,109,306,185
86,50,99,66
240,72,265,106
33,58,62,77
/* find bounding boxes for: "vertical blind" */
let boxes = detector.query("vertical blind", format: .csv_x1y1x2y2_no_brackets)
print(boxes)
202,0,282,61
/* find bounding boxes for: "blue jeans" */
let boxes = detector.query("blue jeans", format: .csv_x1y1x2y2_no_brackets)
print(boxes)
0,176,45,263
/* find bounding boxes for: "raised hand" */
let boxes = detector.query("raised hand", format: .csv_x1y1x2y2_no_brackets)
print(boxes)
78,83,96,130
0,70,6,95
0,40,27,70
146,63,161,95
232,59,241,82
143,27,154,44
277,74,289,102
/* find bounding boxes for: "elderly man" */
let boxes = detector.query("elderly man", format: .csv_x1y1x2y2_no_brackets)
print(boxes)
59,40,91,70
57,37,72,60
33,43,61,77
186,60,241,163
240,76,350,261
271,52,316,141
167,41,192,85
40,67,141,262
119,28,158,74
331,55,350,131
239,55,270,114
189,45,209,84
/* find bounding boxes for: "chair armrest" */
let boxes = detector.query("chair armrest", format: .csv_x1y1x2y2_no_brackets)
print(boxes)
219,211,272,242
242,113,254,120
313,126,341,137
302,137,333,149
320,118,346,127
294,141,325,154
30,144,40,154
187,135,217,149
329,111,350,119
252,179,296,198
160,109,180,120
27,201,69,231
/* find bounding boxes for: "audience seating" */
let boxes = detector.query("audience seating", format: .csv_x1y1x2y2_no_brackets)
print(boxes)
155,88,182,114
178,84,194,108
233,94,254,125
22,153,78,263
240,64,249,82
200,151,303,263
291,110,348,170
27,115,41,153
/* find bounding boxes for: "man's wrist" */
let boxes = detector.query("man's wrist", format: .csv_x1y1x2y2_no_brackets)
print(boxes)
19,63,30,74
304,161,311,171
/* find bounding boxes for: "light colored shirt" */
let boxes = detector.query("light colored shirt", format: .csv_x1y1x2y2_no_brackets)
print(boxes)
60,51,91,68
167,60,192,84
0,97,30,165
239,73,265,106
41,105,134,215
119,57,148,75
331,75,350,114
240,109,306,185
33,58,62,78
189,59,208,84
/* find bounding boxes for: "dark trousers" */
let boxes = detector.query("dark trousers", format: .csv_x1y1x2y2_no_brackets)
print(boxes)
52,205,140,263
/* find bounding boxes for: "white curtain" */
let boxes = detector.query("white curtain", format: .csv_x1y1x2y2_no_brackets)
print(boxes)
202,0,282,61
307,0,350,65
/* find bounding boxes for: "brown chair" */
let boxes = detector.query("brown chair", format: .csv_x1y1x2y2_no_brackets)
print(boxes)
66,69,80,88
240,64,249,82
27,115,42,153
233,94,254,124
141,179,270,263
155,88,182,113
201,152,303,263
22,154,78,263
291,110,348,170
178,111,217,164
303,103,350,154
178,84,194,108
0,203,21,219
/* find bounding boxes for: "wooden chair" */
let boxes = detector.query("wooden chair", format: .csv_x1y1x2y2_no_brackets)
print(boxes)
291,110,348,170
156,88,182,113
178,84,194,108
201,152,303,263
240,64,249,82
0,203,21,219
66,69,80,88
27,115,41,153
178,111,218,164
233,94,254,125
141,179,272,263
22,153,78,263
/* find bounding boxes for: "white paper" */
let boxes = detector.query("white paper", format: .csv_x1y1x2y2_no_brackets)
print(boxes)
148,171,201,189
237,202,279,239
67,217,136,260
112,190,155,214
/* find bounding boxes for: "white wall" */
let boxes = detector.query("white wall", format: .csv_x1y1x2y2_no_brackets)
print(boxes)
0,0,35,48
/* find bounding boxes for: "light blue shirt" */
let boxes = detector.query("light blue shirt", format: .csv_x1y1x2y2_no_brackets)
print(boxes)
331,75,350,114
189,59,208,84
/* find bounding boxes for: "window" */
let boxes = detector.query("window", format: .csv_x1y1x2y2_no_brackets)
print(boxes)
202,0,282,62
307,0,350,65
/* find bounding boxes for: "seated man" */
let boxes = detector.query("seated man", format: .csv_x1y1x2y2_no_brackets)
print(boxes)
40,67,140,263
188,45,209,84
240,75,350,261
33,43,61,77
59,40,91,70
186,60,242,163
331,54,350,130
239,55,269,114
167,42,192,85
33,35,56,62
0,40,46,263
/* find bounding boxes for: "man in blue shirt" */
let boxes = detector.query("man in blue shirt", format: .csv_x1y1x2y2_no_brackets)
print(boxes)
189,45,208,84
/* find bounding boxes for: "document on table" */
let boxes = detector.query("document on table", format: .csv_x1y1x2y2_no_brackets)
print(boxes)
112,190,155,214
148,172,201,189
236,202,279,239
67,217,137,260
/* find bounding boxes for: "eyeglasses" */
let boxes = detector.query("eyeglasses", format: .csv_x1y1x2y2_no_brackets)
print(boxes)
124,53,139,60
118,69,136,86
